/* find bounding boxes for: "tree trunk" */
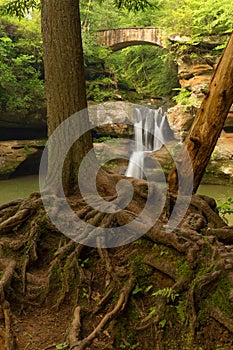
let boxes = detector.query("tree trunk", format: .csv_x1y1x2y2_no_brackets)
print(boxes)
168,32,233,195
41,0,93,195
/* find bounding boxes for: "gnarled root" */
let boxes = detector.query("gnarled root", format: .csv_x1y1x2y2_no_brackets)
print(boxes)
69,277,135,350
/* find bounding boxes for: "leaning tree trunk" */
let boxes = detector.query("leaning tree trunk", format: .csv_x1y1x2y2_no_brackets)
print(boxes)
41,0,93,195
168,32,233,196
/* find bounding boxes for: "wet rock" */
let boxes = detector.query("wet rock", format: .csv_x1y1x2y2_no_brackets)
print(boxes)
0,140,45,179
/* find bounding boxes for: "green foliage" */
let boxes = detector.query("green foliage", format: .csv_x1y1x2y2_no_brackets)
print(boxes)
132,284,143,295
172,88,199,110
113,0,153,12
93,136,112,143
159,319,167,328
105,46,179,98
158,0,233,38
87,78,117,102
152,287,179,302
1,0,232,107
0,0,40,19
217,197,233,224
0,15,44,113
176,299,187,324
78,257,89,268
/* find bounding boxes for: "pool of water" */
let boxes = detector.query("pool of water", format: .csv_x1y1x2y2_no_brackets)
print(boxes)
0,176,232,224
0,175,39,204
198,184,233,224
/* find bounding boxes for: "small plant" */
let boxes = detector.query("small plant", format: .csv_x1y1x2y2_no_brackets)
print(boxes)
132,285,143,295
119,340,139,349
172,88,199,110
217,197,233,224
81,287,89,299
145,285,153,293
132,284,153,295
148,306,157,318
159,319,167,328
176,300,187,324
93,136,112,143
23,144,30,152
78,257,89,268
152,287,179,302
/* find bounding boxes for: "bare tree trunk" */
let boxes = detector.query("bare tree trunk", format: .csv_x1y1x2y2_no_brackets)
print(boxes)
168,32,233,196
41,0,93,195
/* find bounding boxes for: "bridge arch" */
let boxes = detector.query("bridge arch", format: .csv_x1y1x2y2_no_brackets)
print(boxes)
97,28,167,51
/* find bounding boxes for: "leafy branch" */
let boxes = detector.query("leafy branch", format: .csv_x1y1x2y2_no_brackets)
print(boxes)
0,0,40,19
113,0,153,12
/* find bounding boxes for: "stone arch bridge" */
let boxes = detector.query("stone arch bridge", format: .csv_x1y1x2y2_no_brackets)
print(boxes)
96,27,168,51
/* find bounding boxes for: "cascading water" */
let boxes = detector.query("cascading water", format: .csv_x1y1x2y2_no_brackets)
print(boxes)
125,106,171,179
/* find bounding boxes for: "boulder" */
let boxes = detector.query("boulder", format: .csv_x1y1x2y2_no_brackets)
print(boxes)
0,140,45,179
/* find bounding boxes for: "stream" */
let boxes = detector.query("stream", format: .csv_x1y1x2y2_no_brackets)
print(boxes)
0,175,232,224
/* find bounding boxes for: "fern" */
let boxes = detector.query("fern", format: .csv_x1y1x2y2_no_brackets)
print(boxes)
176,300,186,324
152,287,179,302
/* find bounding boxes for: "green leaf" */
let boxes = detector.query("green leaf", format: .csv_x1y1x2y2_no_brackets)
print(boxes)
144,285,153,293
132,285,143,295
56,343,68,350
159,319,167,328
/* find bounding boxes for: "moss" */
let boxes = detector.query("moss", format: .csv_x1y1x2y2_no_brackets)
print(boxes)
197,273,232,327
50,262,62,285
163,328,198,350
151,243,178,262
35,218,50,235
176,259,190,276
115,318,138,349
2,244,18,259
175,299,188,324
130,255,153,279
0,162,21,179
211,275,232,316
127,299,140,321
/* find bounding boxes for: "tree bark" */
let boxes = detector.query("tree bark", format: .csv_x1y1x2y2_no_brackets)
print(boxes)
168,32,233,195
41,0,93,195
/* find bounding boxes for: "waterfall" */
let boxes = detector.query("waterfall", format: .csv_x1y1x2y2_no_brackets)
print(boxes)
125,106,170,179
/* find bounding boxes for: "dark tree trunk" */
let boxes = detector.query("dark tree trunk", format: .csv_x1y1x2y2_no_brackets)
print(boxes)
41,0,93,195
168,32,233,195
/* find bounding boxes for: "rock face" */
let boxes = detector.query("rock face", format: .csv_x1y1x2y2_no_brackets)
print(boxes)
0,109,47,140
89,101,134,138
166,52,233,185
0,140,45,180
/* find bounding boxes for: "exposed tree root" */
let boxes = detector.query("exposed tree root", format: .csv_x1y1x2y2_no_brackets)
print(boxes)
0,258,17,350
69,277,135,350
0,187,232,349
191,194,226,228
210,306,233,333
68,306,82,347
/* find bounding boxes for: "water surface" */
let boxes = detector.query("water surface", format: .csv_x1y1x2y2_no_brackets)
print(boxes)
0,176,232,224
0,175,39,204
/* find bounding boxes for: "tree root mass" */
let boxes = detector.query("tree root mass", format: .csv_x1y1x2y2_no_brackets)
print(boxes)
0,188,233,350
